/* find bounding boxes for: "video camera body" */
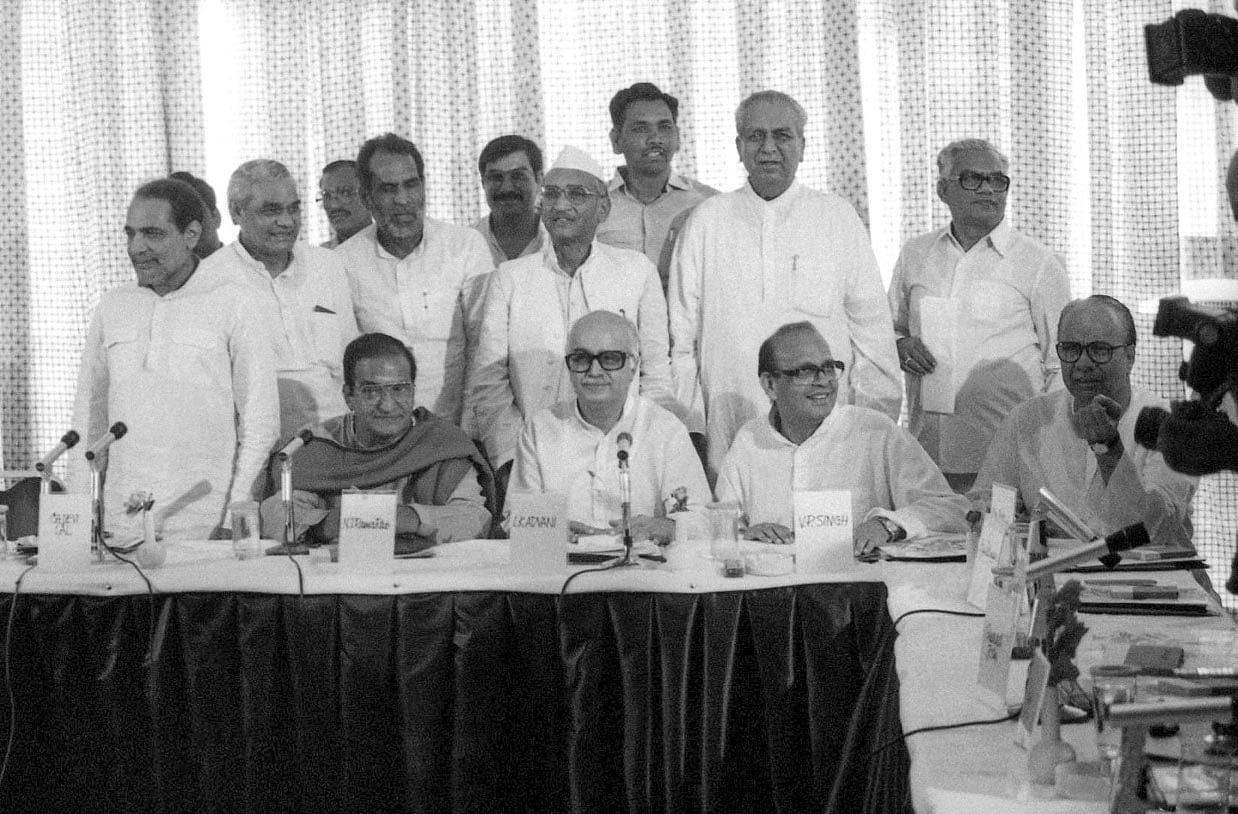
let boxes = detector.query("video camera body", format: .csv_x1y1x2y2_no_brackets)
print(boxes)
1147,9,1238,100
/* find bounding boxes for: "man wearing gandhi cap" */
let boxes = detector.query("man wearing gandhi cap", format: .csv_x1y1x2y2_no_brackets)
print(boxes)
467,146,682,493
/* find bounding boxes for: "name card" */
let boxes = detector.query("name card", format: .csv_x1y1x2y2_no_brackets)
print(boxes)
507,490,567,573
1015,649,1052,748
37,492,93,571
337,490,396,568
976,576,1020,711
965,482,1019,609
792,490,853,574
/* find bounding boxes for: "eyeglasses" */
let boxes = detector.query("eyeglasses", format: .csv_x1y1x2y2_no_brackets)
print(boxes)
1055,342,1133,364
316,188,358,204
769,360,845,384
954,171,1010,192
253,202,301,218
351,381,414,404
541,185,600,206
483,170,534,186
565,350,629,373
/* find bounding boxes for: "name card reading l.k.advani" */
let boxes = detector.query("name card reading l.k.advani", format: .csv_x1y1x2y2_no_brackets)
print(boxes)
37,492,93,571
792,490,854,574
337,490,397,568
506,490,567,573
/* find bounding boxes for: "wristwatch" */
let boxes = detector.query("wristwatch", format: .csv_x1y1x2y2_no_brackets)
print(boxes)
1090,436,1122,456
875,516,906,542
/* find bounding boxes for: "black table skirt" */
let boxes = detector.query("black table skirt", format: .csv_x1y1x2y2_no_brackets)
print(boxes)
1,583,910,813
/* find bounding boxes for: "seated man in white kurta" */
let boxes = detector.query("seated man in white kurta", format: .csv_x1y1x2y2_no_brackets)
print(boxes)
467,146,680,485
969,295,1196,547
512,311,709,544
716,322,969,556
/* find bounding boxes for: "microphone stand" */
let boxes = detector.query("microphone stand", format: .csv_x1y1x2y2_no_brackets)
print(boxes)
616,452,639,566
265,455,309,556
89,459,106,563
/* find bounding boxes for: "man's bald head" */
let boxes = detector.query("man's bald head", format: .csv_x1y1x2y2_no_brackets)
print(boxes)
567,309,640,357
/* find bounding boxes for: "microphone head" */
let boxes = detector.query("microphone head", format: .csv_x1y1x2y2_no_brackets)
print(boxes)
62,430,81,448
1107,522,1151,552
616,432,632,452
110,422,128,440
298,428,314,444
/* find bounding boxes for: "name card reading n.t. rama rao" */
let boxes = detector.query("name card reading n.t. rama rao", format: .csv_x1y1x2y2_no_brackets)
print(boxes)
37,492,93,571
792,490,854,574
337,489,397,568
506,490,567,573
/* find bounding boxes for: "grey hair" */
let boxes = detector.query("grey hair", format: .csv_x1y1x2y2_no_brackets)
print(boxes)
735,90,807,137
227,159,294,213
936,139,1009,180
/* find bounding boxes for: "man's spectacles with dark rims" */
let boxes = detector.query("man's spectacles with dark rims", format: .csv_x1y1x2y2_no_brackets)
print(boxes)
1055,342,1134,364
954,171,1010,192
769,360,846,385
351,381,414,403
541,185,600,206
565,350,629,373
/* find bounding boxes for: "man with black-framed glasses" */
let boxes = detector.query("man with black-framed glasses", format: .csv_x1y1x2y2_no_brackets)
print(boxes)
511,311,708,544
716,322,968,558
468,146,681,492
888,138,1071,494
970,296,1196,549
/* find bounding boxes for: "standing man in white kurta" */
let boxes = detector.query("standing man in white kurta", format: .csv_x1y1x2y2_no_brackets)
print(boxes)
201,159,358,435
337,133,494,426
467,146,680,486
71,178,280,539
888,139,1071,492
668,90,901,478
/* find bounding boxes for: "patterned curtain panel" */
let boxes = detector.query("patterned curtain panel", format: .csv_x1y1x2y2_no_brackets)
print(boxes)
2,0,1234,599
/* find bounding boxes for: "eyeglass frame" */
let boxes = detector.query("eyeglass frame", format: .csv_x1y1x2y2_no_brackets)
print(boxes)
766,360,846,385
349,380,415,404
1054,342,1134,364
952,171,1011,192
540,185,602,206
316,188,360,205
564,350,630,373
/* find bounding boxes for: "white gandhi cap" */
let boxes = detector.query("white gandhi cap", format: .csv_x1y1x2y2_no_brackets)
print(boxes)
547,145,606,184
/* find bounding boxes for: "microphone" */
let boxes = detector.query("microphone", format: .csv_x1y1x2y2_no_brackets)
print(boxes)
276,428,314,461
35,430,80,472
616,432,633,554
1024,522,1150,580
84,422,128,461
616,432,632,466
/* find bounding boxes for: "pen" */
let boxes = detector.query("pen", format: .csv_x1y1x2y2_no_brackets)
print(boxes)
1098,587,1179,600
1083,578,1157,586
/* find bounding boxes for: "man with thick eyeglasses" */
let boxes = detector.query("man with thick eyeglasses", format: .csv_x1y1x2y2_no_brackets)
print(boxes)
970,296,1196,548
260,333,493,547
338,132,494,427
512,311,708,544
596,82,717,293
716,322,967,558
468,146,680,498
317,159,371,248
473,135,547,266
669,90,901,482
201,159,359,436
888,138,1071,494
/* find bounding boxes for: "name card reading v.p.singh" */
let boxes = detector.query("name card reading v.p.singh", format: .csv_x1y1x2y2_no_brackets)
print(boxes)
506,490,567,573
793,490,854,574
37,492,93,571
337,490,397,568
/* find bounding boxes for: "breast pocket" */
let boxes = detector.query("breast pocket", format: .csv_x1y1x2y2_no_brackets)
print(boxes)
416,288,460,341
104,327,143,369
167,325,226,388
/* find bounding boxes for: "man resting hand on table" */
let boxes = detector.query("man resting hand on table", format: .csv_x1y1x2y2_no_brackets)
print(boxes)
261,333,493,546
511,310,710,544
715,321,970,560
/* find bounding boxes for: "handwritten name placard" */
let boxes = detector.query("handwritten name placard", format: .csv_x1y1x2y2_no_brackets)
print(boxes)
507,490,567,573
337,490,396,568
792,490,853,574
37,492,93,571
965,482,1019,610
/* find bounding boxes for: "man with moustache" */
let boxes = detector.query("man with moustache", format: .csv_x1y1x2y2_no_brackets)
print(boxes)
317,159,372,248
512,311,710,543
888,139,1070,492
669,90,901,479
970,296,1196,546
338,132,494,426
468,146,679,487
474,135,547,266
201,159,358,435
716,322,967,556
170,171,225,258
71,178,279,539
260,333,492,547
596,82,716,293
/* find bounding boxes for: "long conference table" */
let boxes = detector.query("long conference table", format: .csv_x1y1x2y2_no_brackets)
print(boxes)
0,539,1233,813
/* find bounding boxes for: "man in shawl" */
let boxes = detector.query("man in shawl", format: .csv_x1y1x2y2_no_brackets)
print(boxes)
261,333,494,546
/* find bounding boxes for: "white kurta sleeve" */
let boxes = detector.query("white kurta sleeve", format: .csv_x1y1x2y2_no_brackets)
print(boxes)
228,298,281,506
409,468,490,542
633,261,683,421
510,418,545,493
437,233,494,426
660,423,713,512
667,211,706,433
887,244,914,341
1092,446,1195,548
69,307,111,491
876,426,971,538
839,211,902,422
466,267,525,468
